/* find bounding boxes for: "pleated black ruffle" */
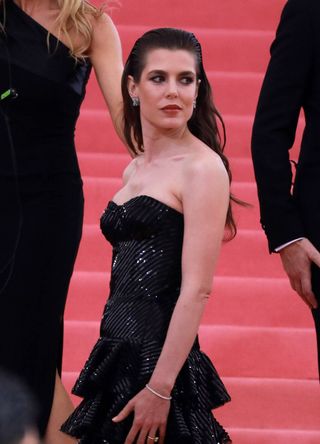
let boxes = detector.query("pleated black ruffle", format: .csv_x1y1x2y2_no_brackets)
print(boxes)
61,196,232,443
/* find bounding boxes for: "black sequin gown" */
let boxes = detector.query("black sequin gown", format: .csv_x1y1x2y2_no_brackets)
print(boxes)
0,0,91,435
62,195,232,444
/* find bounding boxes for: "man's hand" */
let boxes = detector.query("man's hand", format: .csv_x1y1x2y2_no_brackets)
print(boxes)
279,238,319,309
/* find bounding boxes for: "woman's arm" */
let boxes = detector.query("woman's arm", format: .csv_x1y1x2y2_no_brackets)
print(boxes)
89,13,125,145
149,155,230,394
113,153,230,444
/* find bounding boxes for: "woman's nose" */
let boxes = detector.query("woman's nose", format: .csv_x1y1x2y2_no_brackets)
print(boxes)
165,80,178,98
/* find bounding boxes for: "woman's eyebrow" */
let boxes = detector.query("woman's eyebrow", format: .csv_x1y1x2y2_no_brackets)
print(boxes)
147,69,196,76
179,71,196,76
147,69,167,76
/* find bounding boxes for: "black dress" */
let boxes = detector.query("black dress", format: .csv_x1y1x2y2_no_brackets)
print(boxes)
61,195,232,444
0,0,91,435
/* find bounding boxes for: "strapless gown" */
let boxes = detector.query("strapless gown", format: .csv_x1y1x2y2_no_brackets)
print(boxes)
62,195,232,444
0,0,91,434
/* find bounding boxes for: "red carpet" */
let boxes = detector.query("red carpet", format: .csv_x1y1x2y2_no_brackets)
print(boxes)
63,1,320,442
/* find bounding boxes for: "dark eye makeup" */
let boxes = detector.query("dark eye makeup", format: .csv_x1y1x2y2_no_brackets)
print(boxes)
148,72,196,85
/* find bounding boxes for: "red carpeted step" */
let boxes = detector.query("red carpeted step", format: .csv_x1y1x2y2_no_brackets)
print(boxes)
217,230,285,278
63,321,317,379
229,158,255,182
65,271,109,321
61,371,81,403
231,182,260,230
204,276,313,328
201,325,318,380
75,109,123,154
75,225,285,277
78,152,131,178
228,428,320,444
103,0,286,32
215,377,320,430
212,72,263,116
82,177,121,225
65,272,313,328
63,321,98,372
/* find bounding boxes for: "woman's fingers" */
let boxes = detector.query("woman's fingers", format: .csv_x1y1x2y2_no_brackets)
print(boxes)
135,424,154,444
123,421,140,444
116,390,169,443
112,400,134,423
144,426,159,444
124,417,165,444
128,418,163,444
158,422,167,444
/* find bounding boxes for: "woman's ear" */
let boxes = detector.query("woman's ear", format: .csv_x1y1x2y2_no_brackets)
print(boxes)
127,75,138,100
195,79,201,100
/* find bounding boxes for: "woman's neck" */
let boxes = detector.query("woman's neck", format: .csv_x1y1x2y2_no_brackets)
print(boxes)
141,123,193,163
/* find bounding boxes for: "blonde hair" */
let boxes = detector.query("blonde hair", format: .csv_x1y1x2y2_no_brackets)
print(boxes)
0,0,104,59
55,0,103,59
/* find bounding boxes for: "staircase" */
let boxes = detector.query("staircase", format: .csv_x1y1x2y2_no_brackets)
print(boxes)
62,1,320,442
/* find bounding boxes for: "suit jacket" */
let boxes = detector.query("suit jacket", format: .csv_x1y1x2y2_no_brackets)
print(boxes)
251,0,320,253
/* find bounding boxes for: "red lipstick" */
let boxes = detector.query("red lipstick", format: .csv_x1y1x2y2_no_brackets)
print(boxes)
161,104,182,110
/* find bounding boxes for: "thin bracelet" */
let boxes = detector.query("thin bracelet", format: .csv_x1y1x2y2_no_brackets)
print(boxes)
145,384,172,400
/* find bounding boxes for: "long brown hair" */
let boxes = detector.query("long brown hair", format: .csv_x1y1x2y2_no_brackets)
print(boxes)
121,27,240,239
0,0,103,58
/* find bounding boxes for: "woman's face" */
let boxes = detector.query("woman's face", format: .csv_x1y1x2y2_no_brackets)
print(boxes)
128,48,199,132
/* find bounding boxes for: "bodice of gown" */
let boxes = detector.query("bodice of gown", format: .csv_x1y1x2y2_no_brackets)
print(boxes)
100,195,184,344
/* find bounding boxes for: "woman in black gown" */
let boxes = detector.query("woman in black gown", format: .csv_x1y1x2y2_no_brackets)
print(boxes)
0,0,123,442
62,28,235,444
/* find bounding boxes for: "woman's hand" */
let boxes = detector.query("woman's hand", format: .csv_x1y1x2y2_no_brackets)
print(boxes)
112,387,171,444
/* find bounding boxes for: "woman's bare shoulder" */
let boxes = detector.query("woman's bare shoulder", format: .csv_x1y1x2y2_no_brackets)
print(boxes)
122,155,144,185
183,139,229,184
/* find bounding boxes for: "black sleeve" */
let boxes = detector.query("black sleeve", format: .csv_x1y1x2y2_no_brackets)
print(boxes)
251,0,314,252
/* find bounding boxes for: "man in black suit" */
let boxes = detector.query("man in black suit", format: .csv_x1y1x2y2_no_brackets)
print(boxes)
251,0,320,375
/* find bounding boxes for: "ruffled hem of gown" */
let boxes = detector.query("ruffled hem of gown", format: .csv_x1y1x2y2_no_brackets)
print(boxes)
61,336,231,444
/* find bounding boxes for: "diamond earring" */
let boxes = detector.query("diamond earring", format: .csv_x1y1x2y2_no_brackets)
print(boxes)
193,99,197,109
132,97,140,107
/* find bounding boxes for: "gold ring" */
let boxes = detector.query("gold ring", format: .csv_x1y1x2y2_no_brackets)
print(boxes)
147,437,159,443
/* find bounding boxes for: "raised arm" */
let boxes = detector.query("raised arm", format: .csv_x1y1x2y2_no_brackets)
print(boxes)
90,13,125,144
251,0,314,252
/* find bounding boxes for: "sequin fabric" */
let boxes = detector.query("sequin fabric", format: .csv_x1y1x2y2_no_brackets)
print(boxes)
61,195,232,444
